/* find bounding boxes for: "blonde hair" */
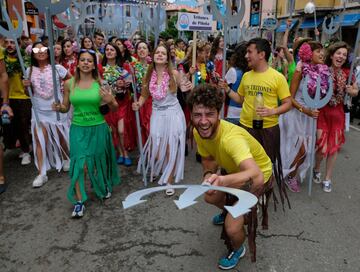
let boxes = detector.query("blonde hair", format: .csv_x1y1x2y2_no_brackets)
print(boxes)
141,44,177,98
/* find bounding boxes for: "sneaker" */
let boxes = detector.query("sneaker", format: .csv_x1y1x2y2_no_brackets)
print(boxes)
117,156,124,165
21,153,31,165
212,213,225,225
18,152,25,159
124,157,132,167
32,175,48,188
62,160,70,172
104,190,112,199
71,202,85,218
285,175,300,193
322,180,332,193
313,170,321,184
218,245,246,270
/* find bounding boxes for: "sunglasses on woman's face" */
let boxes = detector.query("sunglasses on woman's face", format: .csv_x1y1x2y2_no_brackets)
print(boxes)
32,47,48,54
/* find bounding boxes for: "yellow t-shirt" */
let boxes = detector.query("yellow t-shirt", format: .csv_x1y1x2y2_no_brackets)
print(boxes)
237,67,290,128
2,49,28,100
0,47,4,60
193,120,272,183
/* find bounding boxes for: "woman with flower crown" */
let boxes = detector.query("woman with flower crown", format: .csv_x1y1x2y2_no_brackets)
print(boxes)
279,41,330,193
313,42,358,193
132,44,192,196
22,41,71,188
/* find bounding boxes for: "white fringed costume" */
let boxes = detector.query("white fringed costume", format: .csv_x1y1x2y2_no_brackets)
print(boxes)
137,91,186,185
279,79,313,181
27,64,70,176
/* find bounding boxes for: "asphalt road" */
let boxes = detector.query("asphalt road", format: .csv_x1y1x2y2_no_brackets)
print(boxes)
1,126,360,272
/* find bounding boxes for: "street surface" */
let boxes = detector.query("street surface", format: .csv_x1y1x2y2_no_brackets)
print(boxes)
1,126,360,272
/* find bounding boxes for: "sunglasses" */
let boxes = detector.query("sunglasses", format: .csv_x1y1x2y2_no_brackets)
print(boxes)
80,48,96,54
32,47,48,54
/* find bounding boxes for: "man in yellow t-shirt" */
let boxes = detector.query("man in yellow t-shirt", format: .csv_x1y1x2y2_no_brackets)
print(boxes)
188,84,273,270
2,38,32,165
221,38,292,201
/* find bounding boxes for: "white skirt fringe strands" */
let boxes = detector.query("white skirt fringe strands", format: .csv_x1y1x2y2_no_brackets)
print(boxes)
31,108,70,176
137,102,186,185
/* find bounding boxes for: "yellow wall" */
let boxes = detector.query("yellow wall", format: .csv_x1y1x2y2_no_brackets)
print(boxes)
277,0,344,17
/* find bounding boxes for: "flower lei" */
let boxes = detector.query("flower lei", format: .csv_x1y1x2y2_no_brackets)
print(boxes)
196,63,207,84
31,65,54,99
328,67,347,106
3,49,27,77
132,61,148,91
149,69,169,101
302,63,330,98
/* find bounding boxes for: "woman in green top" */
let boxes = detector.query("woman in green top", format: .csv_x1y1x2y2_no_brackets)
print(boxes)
53,49,119,218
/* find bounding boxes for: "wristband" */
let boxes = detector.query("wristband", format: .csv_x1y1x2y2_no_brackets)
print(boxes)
203,170,214,178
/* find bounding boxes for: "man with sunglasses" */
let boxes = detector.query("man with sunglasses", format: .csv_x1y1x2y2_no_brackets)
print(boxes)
2,38,32,166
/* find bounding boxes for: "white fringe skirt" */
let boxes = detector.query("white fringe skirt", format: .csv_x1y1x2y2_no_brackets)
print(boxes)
137,102,186,185
279,108,313,182
31,108,70,176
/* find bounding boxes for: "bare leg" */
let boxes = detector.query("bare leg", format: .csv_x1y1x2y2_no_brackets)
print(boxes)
204,191,226,210
117,119,128,158
325,152,337,181
314,129,325,172
225,213,246,250
34,125,49,175
74,164,87,202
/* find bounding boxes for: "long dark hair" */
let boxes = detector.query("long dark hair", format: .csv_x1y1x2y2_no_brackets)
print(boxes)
229,42,249,72
210,35,223,61
30,41,49,67
80,36,95,50
60,38,74,63
135,40,151,57
102,43,122,67
115,38,132,65
325,41,350,68
74,50,99,85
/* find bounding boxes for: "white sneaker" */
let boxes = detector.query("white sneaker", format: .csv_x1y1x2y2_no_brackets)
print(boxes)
62,160,70,172
322,180,332,193
21,153,31,165
18,152,25,159
32,175,48,188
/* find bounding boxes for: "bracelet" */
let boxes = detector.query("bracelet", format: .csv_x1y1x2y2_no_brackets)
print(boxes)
203,170,214,178
2,102,9,107
298,107,303,113
226,88,231,95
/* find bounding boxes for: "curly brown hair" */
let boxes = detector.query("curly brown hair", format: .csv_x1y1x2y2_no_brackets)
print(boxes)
187,84,224,112
324,41,350,68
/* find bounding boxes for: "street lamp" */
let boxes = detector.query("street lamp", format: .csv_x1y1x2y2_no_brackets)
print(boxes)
304,0,319,41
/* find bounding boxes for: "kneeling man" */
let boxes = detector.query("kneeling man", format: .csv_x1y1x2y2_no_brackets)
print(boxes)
188,84,273,270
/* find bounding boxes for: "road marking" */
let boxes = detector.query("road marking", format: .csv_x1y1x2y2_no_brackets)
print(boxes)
350,125,360,132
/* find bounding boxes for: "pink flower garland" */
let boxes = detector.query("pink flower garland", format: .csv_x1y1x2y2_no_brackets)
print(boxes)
298,43,313,63
302,63,330,98
149,70,169,101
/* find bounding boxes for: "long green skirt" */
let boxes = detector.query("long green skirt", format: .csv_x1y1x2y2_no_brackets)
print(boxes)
68,122,120,204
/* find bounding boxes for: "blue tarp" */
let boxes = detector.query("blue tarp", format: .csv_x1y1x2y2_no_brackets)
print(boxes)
275,19,298,33
299,17,324,29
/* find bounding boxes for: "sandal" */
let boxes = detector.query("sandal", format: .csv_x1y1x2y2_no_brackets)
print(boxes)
165,188,175,196
0,177,6,194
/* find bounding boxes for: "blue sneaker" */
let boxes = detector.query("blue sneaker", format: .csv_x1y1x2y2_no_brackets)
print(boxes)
71,202,85,218
124,157,132,167
117,156,124,165
212,213,225,225
218,245,246,270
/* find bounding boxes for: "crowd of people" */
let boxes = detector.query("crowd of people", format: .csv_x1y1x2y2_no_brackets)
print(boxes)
0,18,359,270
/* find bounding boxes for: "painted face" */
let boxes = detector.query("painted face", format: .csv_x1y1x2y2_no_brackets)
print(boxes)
154,46,168,64
191,104,220,139
83,38,93,49
136,42,149,59
78,52,95,73
331,47,348,69
5,39,16,54
54,44,62,57
33,44,48,61
105,45,117,60
63,41,74,57
94,35,104,48
245,44,262,69
311,48,323,64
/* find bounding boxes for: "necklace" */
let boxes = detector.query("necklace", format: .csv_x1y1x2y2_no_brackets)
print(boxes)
149,69,169,101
